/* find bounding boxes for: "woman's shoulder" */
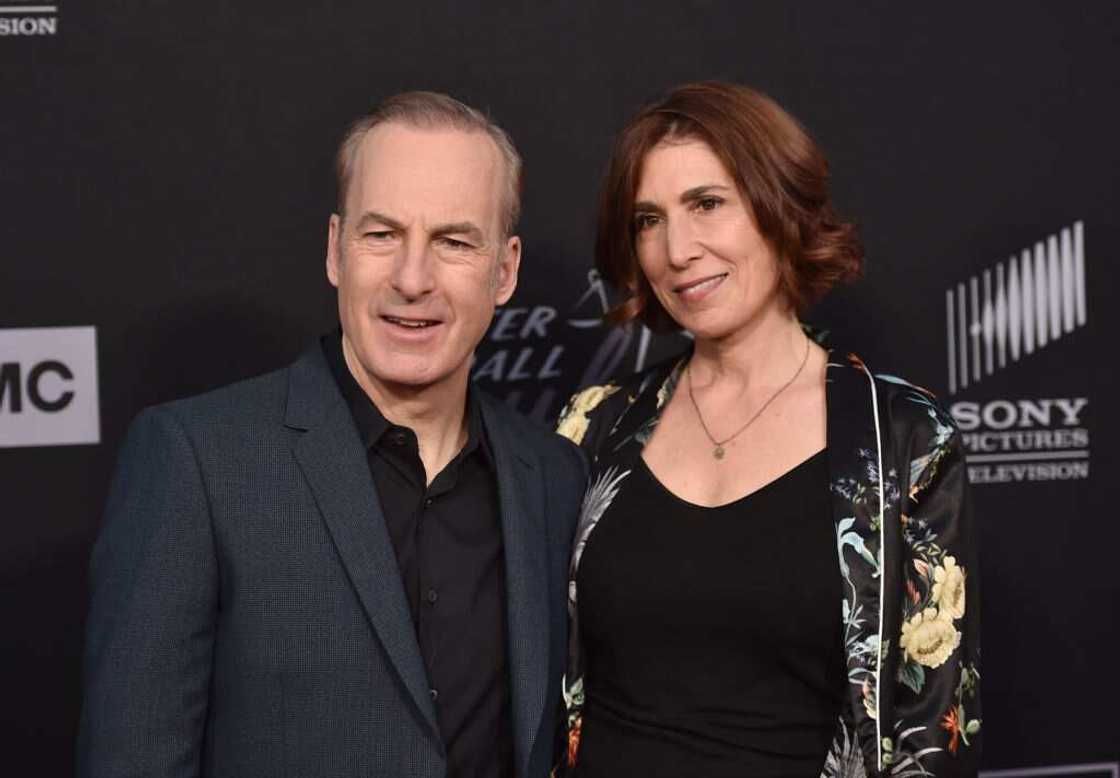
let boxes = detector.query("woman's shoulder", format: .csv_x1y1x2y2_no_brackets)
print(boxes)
829,348,957,433
864,366,959,450
847,357,962,497
828,348,963,501
556,351,686,448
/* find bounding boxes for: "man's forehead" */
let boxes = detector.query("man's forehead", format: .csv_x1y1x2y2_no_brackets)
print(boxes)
347,123,503,222
355,123,499,177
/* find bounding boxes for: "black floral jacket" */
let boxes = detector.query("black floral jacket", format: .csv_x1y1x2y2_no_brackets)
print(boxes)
554,346,981,777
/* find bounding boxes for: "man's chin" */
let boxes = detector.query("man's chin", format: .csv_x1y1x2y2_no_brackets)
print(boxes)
367,355,468,394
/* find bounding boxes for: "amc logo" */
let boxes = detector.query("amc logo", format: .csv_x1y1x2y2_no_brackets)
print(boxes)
0,327,100,448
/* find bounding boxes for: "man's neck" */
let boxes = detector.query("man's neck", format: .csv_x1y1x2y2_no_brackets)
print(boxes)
340,336,470,484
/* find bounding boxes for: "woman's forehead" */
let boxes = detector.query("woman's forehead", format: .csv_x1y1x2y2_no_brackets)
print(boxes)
636,139,734,199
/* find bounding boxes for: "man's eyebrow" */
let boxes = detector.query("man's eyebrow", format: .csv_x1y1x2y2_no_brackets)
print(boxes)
353,211,406,231
431,221,485,241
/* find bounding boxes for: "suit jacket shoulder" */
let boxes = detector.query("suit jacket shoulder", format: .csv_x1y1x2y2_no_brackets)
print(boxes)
478,387,588,499
145,364,291,440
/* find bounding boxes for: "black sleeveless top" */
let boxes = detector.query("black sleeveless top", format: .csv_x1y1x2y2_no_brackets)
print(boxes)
574,450,845,778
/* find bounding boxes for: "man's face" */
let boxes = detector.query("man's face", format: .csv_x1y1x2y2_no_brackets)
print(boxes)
327,123,520,396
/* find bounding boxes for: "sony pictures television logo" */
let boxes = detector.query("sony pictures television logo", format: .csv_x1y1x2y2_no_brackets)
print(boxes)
0,3,58,36
945,221,1089,484
0,327,100,448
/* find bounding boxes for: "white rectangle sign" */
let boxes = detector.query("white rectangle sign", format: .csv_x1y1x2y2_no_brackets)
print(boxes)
0,326,100,448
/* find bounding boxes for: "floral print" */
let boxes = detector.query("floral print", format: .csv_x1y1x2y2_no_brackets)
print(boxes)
555,346,980,777
941,663,981,756
900,608,960,669
568,466,631,612
932,557,966,621
556,384,621,446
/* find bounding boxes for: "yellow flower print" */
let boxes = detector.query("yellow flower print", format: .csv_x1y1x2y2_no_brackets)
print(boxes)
557,384,620,445
900,607,961,669
932,555,966,621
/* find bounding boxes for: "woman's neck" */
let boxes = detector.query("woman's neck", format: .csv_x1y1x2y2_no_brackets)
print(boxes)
688,305,807,392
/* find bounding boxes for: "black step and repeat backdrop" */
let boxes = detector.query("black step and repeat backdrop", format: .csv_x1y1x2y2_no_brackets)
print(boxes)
2,2,1118,775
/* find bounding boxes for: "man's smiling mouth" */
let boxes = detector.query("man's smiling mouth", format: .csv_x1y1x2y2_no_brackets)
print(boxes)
382,315,440,329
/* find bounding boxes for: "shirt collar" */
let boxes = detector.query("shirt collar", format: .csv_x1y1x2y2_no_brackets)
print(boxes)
321,329,492,467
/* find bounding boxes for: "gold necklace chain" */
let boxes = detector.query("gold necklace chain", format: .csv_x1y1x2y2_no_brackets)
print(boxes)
686,336,811,460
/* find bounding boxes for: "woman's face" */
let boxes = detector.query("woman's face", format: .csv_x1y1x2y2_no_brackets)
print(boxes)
633,138,784,341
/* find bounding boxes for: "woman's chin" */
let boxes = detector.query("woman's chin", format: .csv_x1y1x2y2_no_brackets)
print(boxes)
675,315,739,344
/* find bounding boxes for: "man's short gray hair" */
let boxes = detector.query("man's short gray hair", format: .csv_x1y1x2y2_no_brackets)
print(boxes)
335,91,523,237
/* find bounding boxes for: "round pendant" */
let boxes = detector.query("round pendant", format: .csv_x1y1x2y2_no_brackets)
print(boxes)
713,446,725,460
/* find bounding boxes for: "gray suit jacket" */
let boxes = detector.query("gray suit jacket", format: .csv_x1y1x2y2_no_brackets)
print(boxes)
78,342,587,778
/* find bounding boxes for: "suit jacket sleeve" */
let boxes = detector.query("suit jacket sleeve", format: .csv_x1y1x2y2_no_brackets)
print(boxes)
891,398,982,776
78,406,219,778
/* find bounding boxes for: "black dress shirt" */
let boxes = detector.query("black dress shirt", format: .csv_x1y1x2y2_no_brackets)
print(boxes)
323,333,513,778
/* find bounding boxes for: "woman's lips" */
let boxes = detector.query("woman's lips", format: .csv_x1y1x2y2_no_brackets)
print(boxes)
674,273,728,302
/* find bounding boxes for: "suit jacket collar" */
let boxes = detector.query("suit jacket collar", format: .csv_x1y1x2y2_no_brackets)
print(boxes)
285,343,551,776
284,342,441,738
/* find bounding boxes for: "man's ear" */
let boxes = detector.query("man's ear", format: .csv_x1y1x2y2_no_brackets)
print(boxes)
493,235,522,305
326,213,342,287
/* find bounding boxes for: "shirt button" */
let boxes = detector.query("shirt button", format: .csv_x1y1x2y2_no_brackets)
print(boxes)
391,431,407,446
429,688,439,701
423,496,433,509
426,588,439,605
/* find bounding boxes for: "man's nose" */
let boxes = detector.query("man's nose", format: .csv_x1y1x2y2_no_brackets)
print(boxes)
391,241,436,299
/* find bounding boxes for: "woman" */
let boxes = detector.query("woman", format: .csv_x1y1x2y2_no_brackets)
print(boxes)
556,82,980,777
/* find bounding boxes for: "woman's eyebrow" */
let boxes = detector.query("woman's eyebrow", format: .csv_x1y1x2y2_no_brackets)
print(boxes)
679,184,731,202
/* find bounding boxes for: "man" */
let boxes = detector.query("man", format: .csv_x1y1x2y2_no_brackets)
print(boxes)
78,92,586,778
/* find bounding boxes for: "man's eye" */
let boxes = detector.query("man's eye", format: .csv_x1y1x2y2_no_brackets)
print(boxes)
363,231,393,240
694,196,723,212
438,237,472,249
634,213,660,231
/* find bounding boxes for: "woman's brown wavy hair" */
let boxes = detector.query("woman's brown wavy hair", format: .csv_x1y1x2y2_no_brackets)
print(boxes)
596,82,864,330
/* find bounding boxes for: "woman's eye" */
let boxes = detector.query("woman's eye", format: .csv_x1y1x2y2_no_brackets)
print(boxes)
695,196,723,212
634,213,660,231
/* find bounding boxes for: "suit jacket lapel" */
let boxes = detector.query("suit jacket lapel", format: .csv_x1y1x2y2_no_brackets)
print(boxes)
285,345,440,738
479,395,548,778
825,349,887,776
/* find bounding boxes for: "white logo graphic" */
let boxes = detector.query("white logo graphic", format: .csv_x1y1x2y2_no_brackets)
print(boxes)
951,396,1089,484
946,221,1085,395
0,326,99,448
946,223,1090,484
0,4,59,36
979,761,1118,778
